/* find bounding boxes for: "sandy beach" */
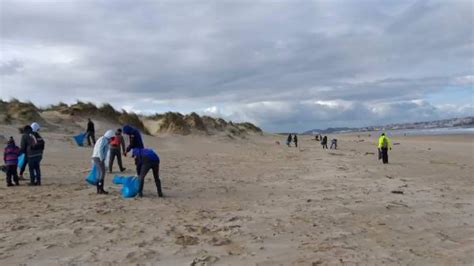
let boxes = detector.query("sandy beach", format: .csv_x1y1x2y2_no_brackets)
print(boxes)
0,125,473,265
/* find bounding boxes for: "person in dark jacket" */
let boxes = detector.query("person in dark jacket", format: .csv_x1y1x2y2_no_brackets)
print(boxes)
4,137,20,186
321,136,328,149
293,134,298,148
132,148,163,198
286,134,292,147
123,125,145,175
108,128,126,173
86,118,96,146
19,125,32,180
25,122,45,186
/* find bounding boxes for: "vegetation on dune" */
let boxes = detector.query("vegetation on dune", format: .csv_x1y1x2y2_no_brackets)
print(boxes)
0,99,263,136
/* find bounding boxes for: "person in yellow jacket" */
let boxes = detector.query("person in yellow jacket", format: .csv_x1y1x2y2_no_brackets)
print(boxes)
378,133,392,164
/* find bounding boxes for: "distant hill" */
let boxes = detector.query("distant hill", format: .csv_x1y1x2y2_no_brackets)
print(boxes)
303,117,474,135
0,99,263,137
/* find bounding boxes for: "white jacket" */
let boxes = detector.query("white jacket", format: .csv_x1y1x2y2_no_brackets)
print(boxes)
92,130,114,161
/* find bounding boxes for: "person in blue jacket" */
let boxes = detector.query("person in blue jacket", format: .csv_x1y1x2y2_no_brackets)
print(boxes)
123,125,144,175
132,148,163,198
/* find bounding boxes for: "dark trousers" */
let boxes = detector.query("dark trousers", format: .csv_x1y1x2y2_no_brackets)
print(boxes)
381,148,389,164
330,143,337,149
20,156,28,176
6,165,19,185
86,131,96,146
28,156,42,185
109,149,124,172
138,161,163,196
322,143,328,149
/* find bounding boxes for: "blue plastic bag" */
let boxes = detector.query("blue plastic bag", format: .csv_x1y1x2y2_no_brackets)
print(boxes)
73,132,86,147
113,175,140,198
86,163,98,185
18,154,26,170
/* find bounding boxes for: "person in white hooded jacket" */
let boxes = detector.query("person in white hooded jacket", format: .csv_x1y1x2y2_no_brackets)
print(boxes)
92,130,115,194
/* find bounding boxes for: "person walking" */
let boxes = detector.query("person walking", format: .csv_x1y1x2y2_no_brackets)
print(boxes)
132,148,163,198
286,134,292,147
4,137,20,186
86,118,96,146
92,130,115,194
330,138,337,149
378,133,392,164
293,134,298,148
108,128,126,173
123,125,145,175
26,122,45,186
18,125,32,180
321,136,328,149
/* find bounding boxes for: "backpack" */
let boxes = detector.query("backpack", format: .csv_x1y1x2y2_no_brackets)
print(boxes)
30,132,45,151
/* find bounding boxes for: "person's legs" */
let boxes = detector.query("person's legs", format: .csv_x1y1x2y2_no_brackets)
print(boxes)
109,149,116,173
86,132,92,146
28,157,37,185
116,151,125,171
91,133,96,145
6,165,13,186
152,163,163,197
382,148,388,164
138,163,152,197
35,157,42,185
12,165,19,185
93,158,107,194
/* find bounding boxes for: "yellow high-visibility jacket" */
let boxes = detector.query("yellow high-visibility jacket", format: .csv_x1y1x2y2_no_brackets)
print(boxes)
378,135,392,149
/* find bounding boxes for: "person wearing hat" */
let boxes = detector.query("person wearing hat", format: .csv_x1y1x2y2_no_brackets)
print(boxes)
26,122,45,186
4,137,20,186
92,129,115,194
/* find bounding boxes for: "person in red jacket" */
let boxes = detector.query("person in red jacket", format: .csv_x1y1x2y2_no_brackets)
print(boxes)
4,137,20,187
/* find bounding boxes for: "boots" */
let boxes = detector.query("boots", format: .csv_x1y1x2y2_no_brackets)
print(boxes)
96,181,109,195
156,179,163,198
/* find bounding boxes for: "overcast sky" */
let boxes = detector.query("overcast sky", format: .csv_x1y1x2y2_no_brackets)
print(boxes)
1,0,473,132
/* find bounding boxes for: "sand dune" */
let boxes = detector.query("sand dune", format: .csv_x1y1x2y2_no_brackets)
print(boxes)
0,125,473,265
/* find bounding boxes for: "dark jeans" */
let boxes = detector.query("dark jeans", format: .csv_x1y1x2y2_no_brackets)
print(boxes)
330,143,337,149
322,143,328,149
138,161,162,196
20,156,28,176
6,165,19,185
86,131,96,146
28,156,42,185
109,149,124,172
381,148,389,164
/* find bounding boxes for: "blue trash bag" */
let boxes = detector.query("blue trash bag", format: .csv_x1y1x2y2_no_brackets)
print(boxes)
112,175,140,198
86,163,98,185
73,132,86,147
18,154,26,170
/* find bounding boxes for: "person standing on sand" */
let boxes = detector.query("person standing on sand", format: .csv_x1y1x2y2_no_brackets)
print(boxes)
108,128,126,173
4,137,20,187
330,138,337,149
132,148,163,198
18,125,32,180
86,118,96,146
123,125,145,175
286,134,292,147
293,134,298,148
27,122,45,186
92,130,115,194
321,136,328,149
378,133,392,164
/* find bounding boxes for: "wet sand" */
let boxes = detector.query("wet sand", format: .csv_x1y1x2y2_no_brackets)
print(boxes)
0,127,473,265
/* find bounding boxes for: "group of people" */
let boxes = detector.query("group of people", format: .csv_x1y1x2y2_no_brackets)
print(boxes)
315,135,337,150
2,119,163,198
286,134,298,147
87,120,163,197
3,122,45,187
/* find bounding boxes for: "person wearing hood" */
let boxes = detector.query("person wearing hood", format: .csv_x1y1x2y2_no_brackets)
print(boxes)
122,125,144,175
92,130,115,194
4,137,20,186
132,148,163,198
24,122,45,186
19,125,32,180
